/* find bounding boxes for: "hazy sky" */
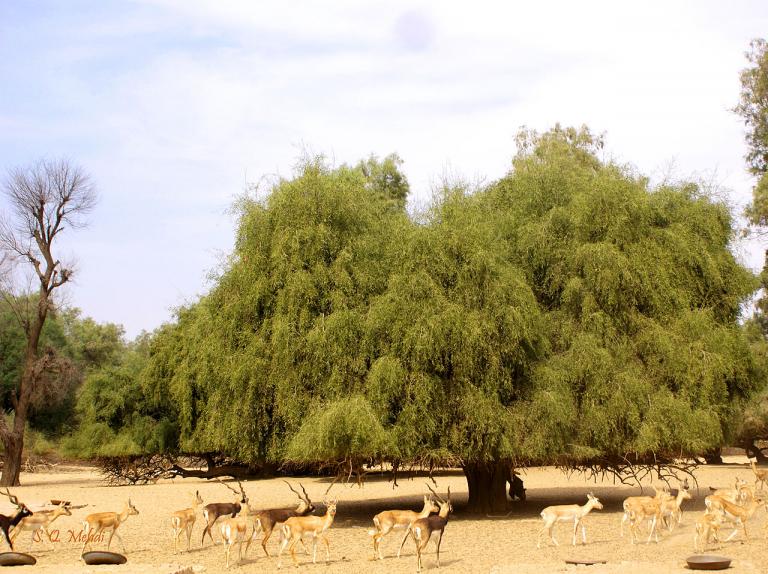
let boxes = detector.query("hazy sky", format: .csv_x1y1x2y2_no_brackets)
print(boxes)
1,1,767,338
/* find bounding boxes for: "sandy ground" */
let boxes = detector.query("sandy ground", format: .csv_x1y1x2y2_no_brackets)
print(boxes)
0,457,765,573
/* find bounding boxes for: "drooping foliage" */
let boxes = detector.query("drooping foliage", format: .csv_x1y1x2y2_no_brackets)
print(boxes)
97,130,759,511
63,332,177,457
495,126,758,464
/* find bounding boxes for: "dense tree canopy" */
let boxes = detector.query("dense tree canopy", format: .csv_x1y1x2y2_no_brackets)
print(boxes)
95,130,760,512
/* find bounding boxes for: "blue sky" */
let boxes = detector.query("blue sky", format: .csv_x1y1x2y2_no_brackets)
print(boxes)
1,0,767,338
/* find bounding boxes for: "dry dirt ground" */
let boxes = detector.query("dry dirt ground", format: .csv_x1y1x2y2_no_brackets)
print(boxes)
0,457,766,573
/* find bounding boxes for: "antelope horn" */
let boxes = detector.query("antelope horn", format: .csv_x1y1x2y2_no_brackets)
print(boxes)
284,481,302,500
236,480,247,503
2,489,20,507
425,483,445,504
214,477,241,497
299,483,311,504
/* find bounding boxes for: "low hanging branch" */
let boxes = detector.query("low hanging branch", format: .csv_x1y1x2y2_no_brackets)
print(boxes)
557,453,700,492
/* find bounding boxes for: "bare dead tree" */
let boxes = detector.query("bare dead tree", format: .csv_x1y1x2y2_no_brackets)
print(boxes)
0,158,96,486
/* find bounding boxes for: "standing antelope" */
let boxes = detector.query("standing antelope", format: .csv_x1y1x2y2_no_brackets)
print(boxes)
220,501,255,568
704,494,766,541
661,488,693,531
694,512,723,551
0,490,33,551
408,486,452,573
622,490,670,544
252,482,314,557
277,498,337,568
11,502,71,549
369,493,439,560
620,488,670,538
171,491,203,553
751,459,768,491
537,493,603,548
81,499,139,554
201,479,247,547
709,477,752,504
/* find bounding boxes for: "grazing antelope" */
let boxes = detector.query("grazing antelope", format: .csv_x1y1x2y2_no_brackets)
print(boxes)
81,499,139,554
0,490,33,551
201,479,247,547
277,498,337,568
537,493,603,548
751,459,768,491
171,491,203,553
11,502,71,549
694,512,723,551
252,482,314,557
368,493,439,560
220,502,255,568
408,486,452,573
704,494,767,542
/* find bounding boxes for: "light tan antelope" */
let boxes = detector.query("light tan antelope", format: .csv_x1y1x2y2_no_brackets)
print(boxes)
251,482,314,557
171,491,203,553
10,502,71,549
81,499,139,554
751,459,768,491
708,477,751,504
661,488,693,531
622,490,670,544
220,502,255,568
694,512,723,551
368,493,439,560
704,494,766,542
408,486,452,573
620,487,670,538
277,498,337,568
537,493,603,548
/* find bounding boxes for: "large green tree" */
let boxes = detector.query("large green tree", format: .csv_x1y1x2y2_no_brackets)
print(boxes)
733,38,768,458
117,133,758,512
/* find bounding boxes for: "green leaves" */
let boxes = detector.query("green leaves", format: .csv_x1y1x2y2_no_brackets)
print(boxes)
121,130,758,471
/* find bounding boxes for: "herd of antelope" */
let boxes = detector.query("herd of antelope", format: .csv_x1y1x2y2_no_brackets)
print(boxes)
0,460,766,570
537,459,768,553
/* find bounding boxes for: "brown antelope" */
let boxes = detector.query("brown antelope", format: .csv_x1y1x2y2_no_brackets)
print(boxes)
252,482,314,557
201,479,247,546
751,459,768,490
408,486,452,573
277,497,337,568
11,502,71,549
694,512,723,551
537,493,603,548
81,499,139,554
0,490,33,551
220,501,255,568
171,491,203,553
704,493,767,541
368,493,439,560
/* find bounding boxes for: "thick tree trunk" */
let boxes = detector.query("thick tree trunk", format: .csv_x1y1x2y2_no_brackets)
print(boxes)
702,448,723,465
0,432,23,487
742,440,768,463
463,461,509,514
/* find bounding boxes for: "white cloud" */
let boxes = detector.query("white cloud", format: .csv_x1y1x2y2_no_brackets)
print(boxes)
2,0,767,336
